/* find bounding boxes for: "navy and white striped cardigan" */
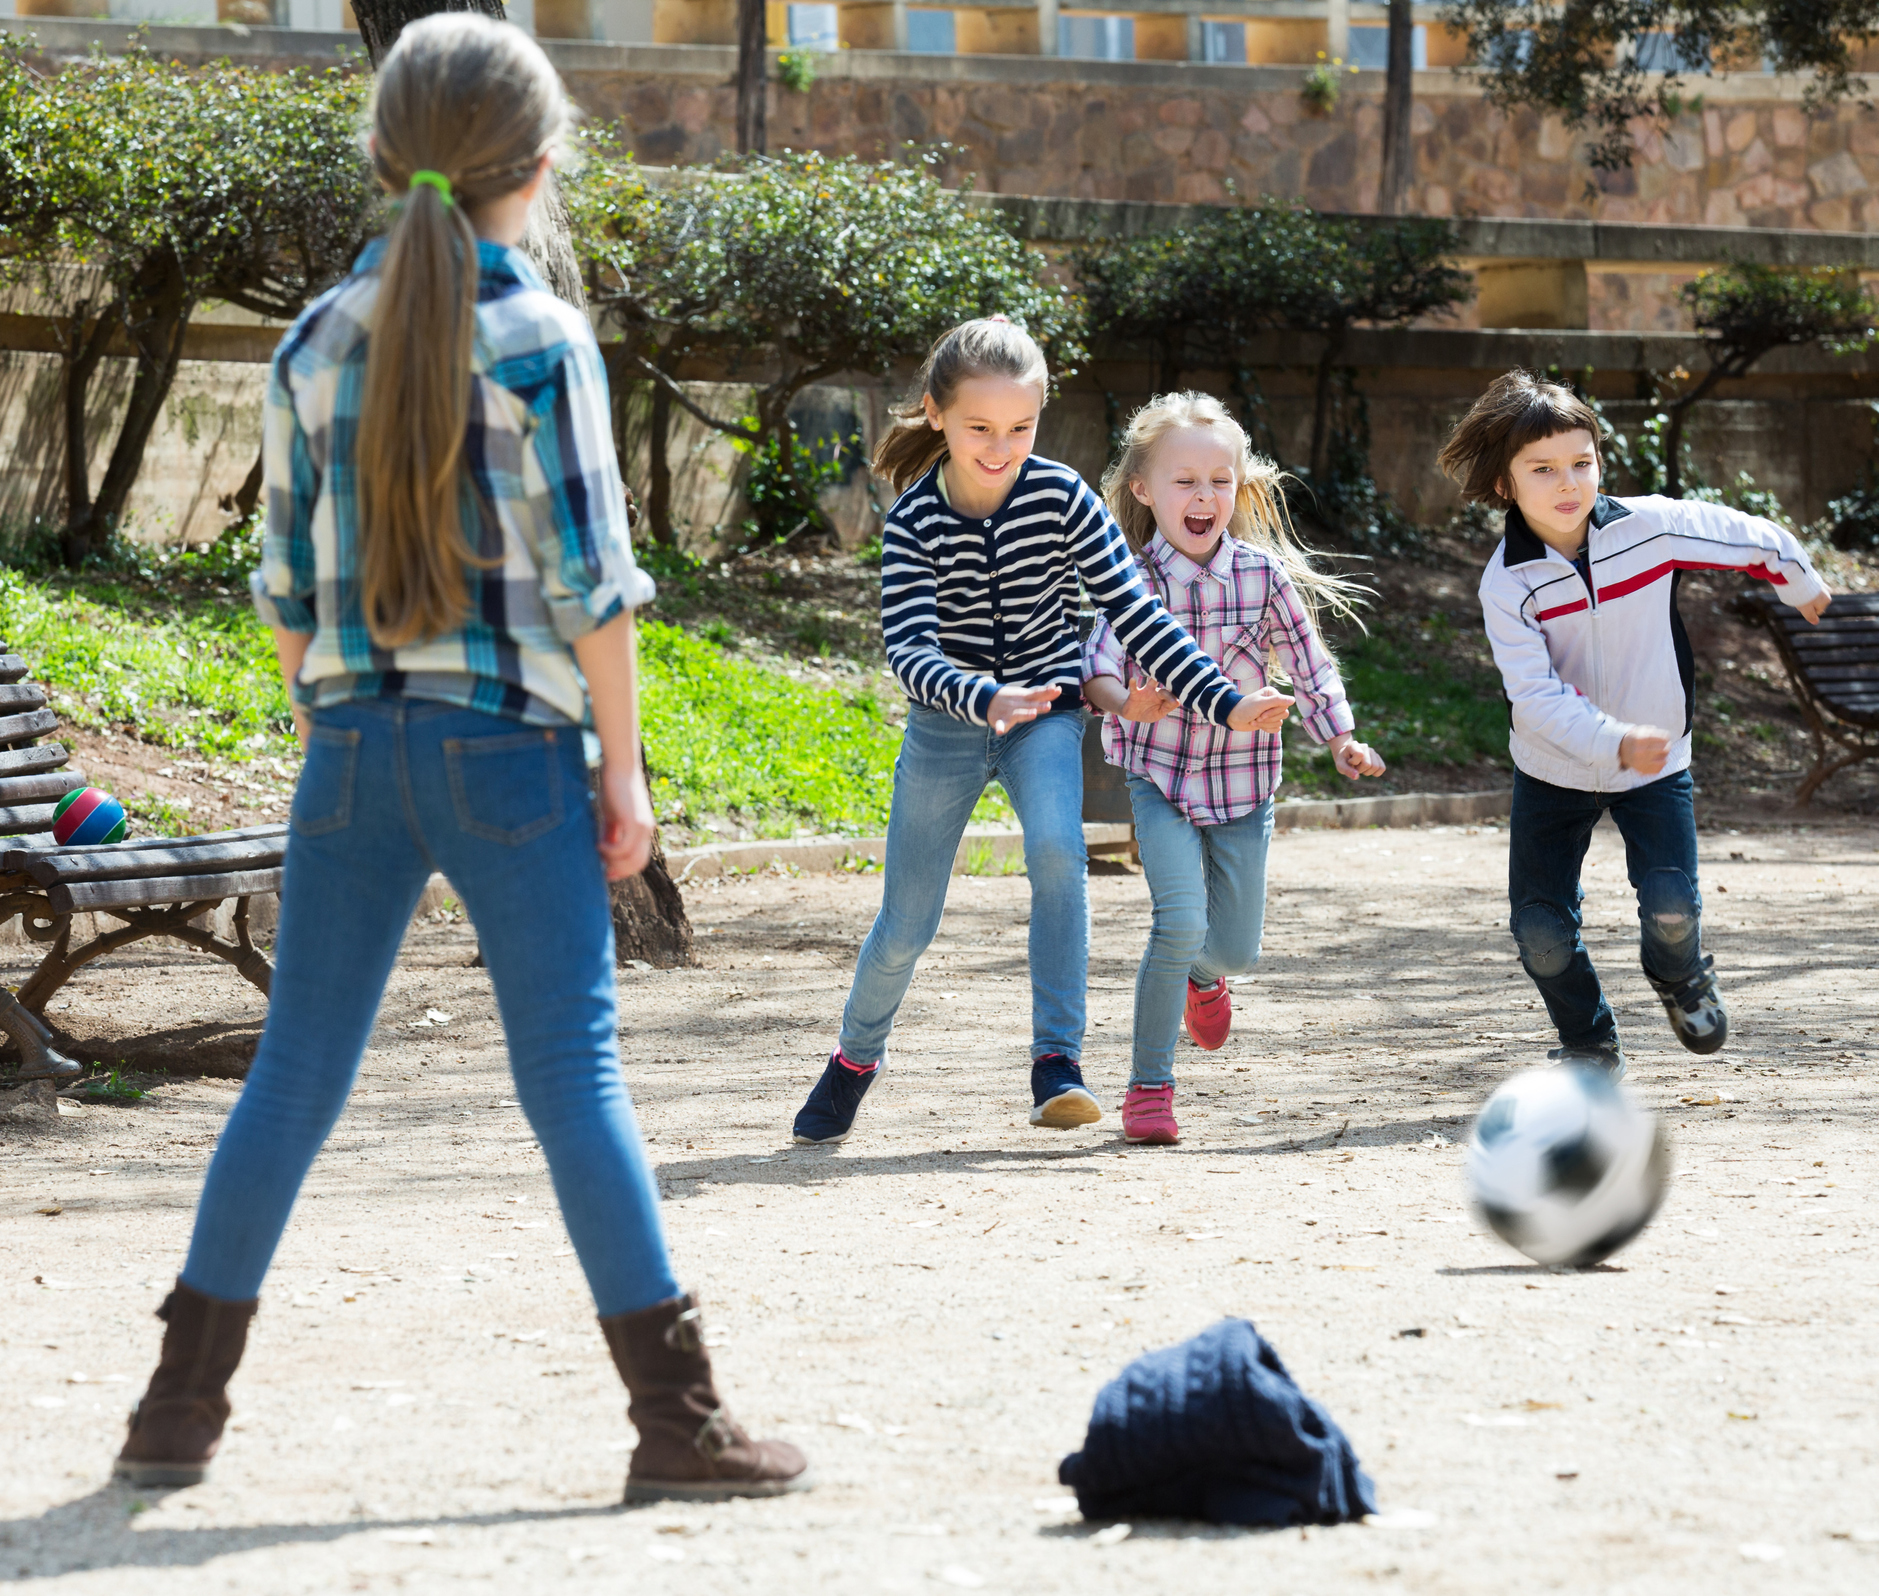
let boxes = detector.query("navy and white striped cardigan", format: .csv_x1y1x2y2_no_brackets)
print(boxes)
880,455,1245,726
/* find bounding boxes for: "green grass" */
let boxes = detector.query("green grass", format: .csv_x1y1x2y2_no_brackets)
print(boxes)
0,568,295,760
639,618,1010,835
1282,616,1510,794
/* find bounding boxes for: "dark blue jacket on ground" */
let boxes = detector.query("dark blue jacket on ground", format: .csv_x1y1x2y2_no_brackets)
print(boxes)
1058,1318,1378,1527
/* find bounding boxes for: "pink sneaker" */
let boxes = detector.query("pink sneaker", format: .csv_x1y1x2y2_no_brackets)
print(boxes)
1122,1084,1179,1145
1184,978,1231,1050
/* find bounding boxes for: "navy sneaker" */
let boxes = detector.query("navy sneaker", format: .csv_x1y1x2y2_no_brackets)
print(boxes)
792,1051,879,1144
1029,1055,1102,1128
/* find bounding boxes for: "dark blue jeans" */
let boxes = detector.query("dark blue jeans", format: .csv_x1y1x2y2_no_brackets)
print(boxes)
181,700,680,1318
1508,768,1705,1050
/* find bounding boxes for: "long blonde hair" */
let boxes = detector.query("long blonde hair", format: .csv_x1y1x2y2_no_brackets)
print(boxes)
357,14,567,648
872,317,1049,494
1101,391,1367,639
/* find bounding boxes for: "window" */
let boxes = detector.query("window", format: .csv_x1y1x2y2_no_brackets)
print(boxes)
1633,31,1710,72
907,8,956,52
1201,21,1245,64
1347,23,1427,70
1058,14,1134,60
787,3,840,50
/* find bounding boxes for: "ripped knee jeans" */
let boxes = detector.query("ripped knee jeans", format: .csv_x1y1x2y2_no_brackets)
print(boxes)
1506,768,1704,1050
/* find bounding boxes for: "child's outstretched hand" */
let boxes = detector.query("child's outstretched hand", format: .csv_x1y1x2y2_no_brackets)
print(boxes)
1330,733,1385,779
1798,586,1833,624
1227,686,1295,735
988,683,1060,735
1118,674,1180,724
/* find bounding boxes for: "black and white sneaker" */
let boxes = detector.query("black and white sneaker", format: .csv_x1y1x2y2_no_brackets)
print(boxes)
1650,956,1728,1056
1547,1041,1628,1082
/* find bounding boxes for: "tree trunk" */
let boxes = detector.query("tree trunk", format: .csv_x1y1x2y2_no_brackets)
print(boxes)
61,272,194,569
352,0,697,966
222,446,265,525
735,0,767,155
1377,0,1415,215
1662,399,1691,499
647,375,673,544
58,305,113,561
1309,328,1345,483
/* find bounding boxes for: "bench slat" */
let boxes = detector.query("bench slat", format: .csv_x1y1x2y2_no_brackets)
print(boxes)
0,743,70,777
0,683,47,714
22,822,288,860
50,867,284,915
0,769,83,805
0,803,57,837
0,655,27,684
0,708,59,748
17,836,287,886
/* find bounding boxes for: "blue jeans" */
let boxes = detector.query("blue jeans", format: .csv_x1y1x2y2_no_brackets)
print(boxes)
838,703,1088,1064
1127,776,1273,1085
1508,768,1704,1051
181,700,680,1319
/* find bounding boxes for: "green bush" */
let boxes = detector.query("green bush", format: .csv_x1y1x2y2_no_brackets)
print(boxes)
1657,263,1879,498
569,144,1084,544
0,39,374,564
1074,201,1470,533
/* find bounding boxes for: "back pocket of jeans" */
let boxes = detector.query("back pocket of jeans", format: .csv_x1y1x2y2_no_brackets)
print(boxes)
292,725,360,837
444,729,565,846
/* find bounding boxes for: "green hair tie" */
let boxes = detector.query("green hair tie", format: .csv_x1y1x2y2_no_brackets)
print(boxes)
408,169,454,206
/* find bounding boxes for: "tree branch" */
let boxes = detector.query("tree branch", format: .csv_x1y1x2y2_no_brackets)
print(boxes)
626,351,761,443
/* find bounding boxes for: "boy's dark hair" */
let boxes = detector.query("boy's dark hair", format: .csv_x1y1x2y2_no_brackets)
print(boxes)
1437,370,1606,508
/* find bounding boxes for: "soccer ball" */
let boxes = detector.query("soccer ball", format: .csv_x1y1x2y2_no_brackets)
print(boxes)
1467,1065,1670,1267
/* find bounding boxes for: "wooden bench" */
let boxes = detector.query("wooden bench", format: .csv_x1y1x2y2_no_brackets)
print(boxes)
0,649,286,1082
1736,590,1879,805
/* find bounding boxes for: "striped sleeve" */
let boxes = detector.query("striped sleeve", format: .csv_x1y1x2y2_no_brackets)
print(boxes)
1067,477,1242,727
880,493,999,723
250,332,319,634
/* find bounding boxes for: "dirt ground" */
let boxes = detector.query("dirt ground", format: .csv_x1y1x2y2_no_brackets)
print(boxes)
2,820,1875,1594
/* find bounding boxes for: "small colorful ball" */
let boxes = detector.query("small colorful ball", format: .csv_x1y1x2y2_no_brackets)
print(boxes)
53,786,128,846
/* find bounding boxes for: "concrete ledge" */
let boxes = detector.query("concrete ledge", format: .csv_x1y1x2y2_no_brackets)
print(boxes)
664,793,1509,879
1271,788,1510,830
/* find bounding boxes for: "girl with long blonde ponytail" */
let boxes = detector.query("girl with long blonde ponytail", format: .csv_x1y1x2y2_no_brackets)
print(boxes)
1083,391,1386,1147
112,13,809,1507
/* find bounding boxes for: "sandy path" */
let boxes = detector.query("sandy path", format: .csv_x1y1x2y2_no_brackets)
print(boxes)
2,820,1875,1594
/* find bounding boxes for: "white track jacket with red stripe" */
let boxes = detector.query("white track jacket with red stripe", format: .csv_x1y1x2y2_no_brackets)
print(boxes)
1478,493,1825,793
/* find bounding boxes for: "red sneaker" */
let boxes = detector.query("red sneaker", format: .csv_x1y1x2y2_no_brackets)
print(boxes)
1183,977,1231,1050
1122,1084,1179,1145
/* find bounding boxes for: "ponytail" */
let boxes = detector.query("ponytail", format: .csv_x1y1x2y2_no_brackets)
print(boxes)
356,14,567,648
872,316,1050,495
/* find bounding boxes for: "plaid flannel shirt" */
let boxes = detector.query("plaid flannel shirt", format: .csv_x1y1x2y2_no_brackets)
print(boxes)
252,238,652,728
1083,534,1354,826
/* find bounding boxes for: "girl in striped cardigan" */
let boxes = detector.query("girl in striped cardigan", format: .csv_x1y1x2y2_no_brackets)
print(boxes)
791,319,1291,1145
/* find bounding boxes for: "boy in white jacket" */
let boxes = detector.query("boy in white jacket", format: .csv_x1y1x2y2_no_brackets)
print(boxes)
1441,371,1832,1078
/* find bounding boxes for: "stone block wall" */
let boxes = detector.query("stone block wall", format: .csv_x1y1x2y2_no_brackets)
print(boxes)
557,52,1879,231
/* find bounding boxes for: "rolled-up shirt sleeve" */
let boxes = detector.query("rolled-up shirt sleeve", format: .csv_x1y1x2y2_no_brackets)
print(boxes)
250,342,319,634
527,339,655,642
1082,611,1129,688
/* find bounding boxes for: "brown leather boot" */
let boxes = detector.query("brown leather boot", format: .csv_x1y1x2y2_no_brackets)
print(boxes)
599,1293,812,1502
114,1281,258,1487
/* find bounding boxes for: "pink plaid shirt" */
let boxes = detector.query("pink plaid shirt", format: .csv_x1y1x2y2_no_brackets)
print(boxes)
1083,534,1354,827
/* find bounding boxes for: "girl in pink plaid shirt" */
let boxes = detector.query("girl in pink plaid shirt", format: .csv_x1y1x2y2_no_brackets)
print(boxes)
1083,393,1387,1145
